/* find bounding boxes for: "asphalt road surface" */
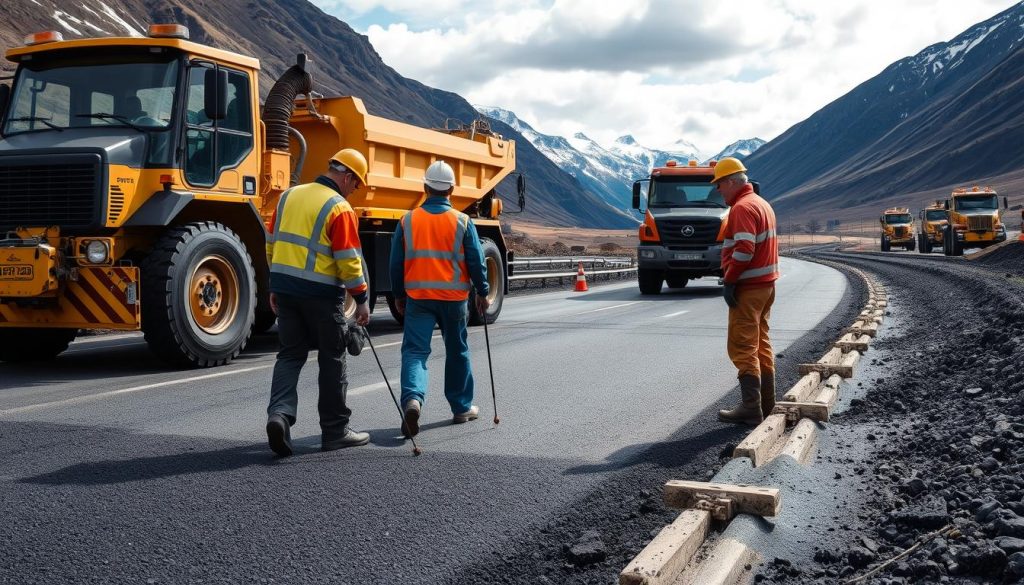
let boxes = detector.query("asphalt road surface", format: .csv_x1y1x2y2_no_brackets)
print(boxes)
0,257,846,584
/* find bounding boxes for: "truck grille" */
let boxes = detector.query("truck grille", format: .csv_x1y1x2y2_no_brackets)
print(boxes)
967,216,993,231
656,218,722,247
894,227,909,238
0,153,104,231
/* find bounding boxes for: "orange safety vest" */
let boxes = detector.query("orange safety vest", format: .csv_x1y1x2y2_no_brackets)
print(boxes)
402,207,472,301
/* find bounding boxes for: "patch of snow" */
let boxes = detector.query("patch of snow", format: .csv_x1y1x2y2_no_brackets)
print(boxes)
98,1,143,37
888,85,894,93
81,20,107,33
53,11,82,35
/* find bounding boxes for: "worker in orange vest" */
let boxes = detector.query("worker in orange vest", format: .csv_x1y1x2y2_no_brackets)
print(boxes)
713,157,780,426
388,161,490,438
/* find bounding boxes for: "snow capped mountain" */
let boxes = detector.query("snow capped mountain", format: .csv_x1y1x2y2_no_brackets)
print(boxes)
475,106,724,221
703,138,766,164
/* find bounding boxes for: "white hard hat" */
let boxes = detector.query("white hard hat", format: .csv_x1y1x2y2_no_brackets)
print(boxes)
425,160,456,190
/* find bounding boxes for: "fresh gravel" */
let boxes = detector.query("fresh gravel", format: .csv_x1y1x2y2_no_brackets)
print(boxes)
755,242,1024,584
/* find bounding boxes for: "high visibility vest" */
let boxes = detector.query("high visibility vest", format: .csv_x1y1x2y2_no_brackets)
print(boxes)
402,207,472,301
267,182,366,291
721,187,779,286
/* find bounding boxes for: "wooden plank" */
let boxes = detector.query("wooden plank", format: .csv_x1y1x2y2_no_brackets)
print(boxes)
834,333,869,352
839,350,861,376
678,538,758,585
619,510,710,585
772,400,830,422
816,347,843,365
663,481,781,518
813,385,838,407
782,372,821,402
798,361,853,378
845,322,878,337
733,414,787,467
779,418,818,464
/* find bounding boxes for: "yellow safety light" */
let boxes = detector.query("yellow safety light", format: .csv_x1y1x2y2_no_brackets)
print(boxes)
147,24,189,39
24,31,63,46
665,160,677,167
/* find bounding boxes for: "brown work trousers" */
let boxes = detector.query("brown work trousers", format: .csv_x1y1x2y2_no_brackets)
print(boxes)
727,285,775,378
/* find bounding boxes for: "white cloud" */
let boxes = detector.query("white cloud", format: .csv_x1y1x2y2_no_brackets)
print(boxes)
312,0,1019,154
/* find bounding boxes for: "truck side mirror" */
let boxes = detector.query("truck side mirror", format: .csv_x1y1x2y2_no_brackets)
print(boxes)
1004,196,1009,210
204,68,228,121
879,215,884,223
0,85,9,120
751,181,761,195
516,174,526,212
632,182,641,210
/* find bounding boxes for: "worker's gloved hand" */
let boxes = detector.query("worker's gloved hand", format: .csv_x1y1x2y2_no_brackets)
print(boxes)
345,323,366,356
723,284,738,309
475,294,490,317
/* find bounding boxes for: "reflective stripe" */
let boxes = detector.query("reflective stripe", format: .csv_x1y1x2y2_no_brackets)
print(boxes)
271,188,291,235
343,275,367,289
407,250,466,261
755,229,777,243
722,238,735,248
738,263,779,280
732,251,754,262
276,231,331,256
332,248,361,260
270,263,341,286
402,213,414,256
452,214,468,285
733,232,756,242
306,196,344,271
405,280,472,291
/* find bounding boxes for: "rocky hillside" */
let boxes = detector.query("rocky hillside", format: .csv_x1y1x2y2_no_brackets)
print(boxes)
0,0,635,228
745,2,1024,218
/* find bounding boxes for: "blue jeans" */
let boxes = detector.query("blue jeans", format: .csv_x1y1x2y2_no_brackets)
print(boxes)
400,298,474,415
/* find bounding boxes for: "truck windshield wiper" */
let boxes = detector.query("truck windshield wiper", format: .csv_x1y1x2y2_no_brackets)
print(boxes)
75,112,149,132
7,116,64,131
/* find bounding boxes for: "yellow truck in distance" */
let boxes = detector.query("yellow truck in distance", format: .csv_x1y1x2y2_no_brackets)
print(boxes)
941,186,1008,256
916,200,947,254
879,207,915,252
0,26,522,365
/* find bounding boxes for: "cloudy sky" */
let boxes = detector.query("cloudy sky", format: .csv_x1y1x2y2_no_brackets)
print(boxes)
311,0,1017,157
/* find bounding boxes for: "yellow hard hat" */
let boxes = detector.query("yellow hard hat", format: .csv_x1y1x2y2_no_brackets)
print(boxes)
711,157,748,184
330,149,368,186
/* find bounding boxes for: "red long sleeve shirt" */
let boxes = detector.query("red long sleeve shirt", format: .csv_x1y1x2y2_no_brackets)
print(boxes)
721,184,779,286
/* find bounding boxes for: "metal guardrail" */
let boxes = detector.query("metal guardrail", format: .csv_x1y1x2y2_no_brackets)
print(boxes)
508,256,637,285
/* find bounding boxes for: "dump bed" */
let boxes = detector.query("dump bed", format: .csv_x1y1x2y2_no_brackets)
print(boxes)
288,97,515,217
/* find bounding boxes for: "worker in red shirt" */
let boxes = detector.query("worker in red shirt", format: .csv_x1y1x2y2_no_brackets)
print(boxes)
713,157,780,426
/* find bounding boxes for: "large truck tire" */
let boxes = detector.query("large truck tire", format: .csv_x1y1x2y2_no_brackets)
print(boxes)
0,327,76,362
950,229,963,256
638,269,663,295
880,236,890,252
141,222,256,368
385,293,405,325
468,238,503,326
907,238,916,252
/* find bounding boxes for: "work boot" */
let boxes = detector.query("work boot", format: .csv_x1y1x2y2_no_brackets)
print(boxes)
718,375,764,426
266,413,294,457
453,404,480,424
402,399,421,438
760,370,777,418
321,427,370,451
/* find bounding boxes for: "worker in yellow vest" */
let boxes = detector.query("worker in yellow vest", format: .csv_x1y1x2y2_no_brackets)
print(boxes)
264,149,371,457
388,161,490,438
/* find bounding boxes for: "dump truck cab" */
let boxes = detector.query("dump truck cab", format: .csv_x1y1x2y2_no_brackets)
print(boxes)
941,186,1007,256
631,160,729,294
879,207,915,252
916,200,947,254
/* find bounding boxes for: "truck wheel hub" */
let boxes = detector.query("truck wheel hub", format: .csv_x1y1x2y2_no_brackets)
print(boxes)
189,255,239,334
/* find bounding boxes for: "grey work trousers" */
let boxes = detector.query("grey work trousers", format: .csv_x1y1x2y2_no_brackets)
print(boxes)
267,293,351,438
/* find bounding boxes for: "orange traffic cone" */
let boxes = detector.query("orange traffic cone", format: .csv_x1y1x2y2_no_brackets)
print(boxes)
574,261,589,292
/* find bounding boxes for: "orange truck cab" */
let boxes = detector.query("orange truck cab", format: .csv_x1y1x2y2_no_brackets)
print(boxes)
631,159,735,294
941,186,1008,256
879,207,915,252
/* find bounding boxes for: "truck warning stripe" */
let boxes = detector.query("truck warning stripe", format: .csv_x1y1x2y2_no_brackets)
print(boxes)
76,271,126,324
64,287,102,324
91,268,129,308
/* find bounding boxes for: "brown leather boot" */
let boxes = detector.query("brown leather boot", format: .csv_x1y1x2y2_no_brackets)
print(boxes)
760,370,776,418
718,374,764,425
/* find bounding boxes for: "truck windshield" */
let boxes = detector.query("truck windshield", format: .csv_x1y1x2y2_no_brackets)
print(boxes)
648,177,725,208
925,210,947,221
885,214,912,224
954,195,998,211
3,51,180,135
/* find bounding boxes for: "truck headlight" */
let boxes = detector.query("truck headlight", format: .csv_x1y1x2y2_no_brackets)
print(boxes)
85,240,109,264
639,249,656,259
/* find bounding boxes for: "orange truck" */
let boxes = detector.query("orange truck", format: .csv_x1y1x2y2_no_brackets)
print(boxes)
0,26,521,365
632,159,739,294
916,200,947,253
879,207,915,252
941,186,1008,256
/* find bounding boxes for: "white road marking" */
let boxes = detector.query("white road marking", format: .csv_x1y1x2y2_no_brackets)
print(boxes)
660,310,691,319
573,301,640,316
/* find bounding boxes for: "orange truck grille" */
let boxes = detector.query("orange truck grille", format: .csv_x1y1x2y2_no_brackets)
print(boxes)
967,216,993,231
894,227,909,238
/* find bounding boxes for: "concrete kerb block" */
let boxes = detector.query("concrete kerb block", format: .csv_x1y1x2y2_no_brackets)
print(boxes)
733,414,788,467
782,372,822,402
619,509,711,585
676,538,761,585
779,418,819,464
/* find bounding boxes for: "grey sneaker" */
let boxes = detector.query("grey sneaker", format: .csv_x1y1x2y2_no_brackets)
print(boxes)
402,399,421,438
452,405,480,424
321,428,370,451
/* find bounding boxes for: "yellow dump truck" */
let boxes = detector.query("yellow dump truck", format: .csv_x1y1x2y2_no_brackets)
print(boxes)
941,186,1008,256
916,200,947,254
0,26,521,365
879,207,915,252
